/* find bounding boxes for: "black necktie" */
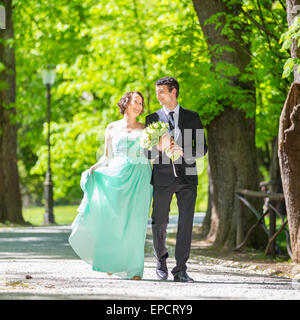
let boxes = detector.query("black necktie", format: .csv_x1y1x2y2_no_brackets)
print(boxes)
168,112,175,137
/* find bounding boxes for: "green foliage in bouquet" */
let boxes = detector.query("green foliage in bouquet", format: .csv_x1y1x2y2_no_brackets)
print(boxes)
140,121,168,151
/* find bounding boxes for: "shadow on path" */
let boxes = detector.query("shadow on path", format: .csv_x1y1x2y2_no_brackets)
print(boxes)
0,226,156,261
0,226,77,260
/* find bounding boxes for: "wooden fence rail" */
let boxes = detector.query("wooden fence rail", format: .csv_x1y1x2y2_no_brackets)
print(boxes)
234,189,292,259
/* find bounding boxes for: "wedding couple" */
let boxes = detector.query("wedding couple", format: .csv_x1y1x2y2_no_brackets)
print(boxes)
69,77,207,283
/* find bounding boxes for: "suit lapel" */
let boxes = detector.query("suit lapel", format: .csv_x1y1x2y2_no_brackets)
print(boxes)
174,106,184,143
178,106,184,132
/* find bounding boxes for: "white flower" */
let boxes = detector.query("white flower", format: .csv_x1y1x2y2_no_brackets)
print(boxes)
146,128,154,134
140,121,168,151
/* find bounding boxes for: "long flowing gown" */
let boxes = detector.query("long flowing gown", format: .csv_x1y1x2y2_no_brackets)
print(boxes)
69,129,153,279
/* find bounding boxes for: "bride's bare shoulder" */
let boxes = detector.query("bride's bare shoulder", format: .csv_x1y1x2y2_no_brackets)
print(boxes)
106,120,122,130
105,121,121,137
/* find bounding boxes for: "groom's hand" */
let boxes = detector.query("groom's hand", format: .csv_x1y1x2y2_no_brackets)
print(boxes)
171,144,184,157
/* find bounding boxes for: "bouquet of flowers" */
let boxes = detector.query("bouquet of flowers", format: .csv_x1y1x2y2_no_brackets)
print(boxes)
140,121,181,161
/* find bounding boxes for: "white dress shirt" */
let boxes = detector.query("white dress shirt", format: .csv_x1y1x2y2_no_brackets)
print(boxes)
163,103,181,141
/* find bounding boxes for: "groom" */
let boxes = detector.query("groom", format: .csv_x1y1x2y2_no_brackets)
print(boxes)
145,77,207,283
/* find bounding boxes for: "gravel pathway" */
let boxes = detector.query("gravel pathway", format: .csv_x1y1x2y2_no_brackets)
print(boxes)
0,225,299,300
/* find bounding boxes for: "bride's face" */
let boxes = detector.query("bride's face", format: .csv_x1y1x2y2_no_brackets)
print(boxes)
125,93,143,117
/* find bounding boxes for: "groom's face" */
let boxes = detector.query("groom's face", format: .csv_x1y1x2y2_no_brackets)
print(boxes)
156,85,176,107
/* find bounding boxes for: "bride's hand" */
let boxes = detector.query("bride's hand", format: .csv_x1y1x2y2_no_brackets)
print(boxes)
157,133,173,151
90,166,96,175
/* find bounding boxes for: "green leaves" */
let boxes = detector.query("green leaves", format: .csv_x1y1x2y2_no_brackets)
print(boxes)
215,61,240,77
0,62,5,72
282,58,300,78
280,16,300,78
280,17,300,49
30,113,105,200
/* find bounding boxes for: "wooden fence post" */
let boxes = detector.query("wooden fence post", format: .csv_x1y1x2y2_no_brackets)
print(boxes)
236,194,243,246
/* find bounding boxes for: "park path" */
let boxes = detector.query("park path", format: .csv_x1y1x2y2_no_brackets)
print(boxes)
0,222,299,300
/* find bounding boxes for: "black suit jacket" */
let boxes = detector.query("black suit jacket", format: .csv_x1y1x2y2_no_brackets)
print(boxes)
145,106,208,186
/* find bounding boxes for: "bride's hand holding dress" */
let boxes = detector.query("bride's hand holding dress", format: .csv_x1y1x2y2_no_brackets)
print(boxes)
90,125,113,175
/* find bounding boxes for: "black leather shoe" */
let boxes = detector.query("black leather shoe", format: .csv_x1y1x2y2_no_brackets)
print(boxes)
173,271,194,283
156,261,168,280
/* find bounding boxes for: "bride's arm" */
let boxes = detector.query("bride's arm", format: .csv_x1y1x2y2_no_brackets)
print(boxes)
90,125,113,174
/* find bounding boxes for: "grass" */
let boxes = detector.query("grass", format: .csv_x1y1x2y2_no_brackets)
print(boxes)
22,205,79,226
6,194,206,228
15,202,191,227
20,201,203,227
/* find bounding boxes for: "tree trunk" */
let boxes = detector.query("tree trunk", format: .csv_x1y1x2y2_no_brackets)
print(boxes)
199,157,218,241
278,83,300,262
207,108,267,248
277,0,300,263
192,0,267,248
0,0,23,223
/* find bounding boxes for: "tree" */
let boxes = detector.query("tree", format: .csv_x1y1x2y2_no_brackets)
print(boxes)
0,0,23,223
192,0,268,248
278,0,300,263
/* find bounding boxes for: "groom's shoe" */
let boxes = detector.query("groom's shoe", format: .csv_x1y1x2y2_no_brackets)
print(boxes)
156,261,168,280
173,271,194,283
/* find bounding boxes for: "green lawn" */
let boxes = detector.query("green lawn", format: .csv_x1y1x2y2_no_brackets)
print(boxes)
19,192,206,227
22,205,79,226
21,201,192,227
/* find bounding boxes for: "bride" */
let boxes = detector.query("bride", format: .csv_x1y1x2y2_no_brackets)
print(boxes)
69,92,153,280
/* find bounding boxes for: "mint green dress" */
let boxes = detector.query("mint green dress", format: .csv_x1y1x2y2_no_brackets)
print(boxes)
69,130,153,279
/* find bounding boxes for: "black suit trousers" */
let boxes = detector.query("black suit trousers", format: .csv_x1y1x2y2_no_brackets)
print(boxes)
151,179,197,275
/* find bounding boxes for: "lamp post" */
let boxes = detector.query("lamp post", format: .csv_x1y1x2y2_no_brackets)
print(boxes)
41,65,56,224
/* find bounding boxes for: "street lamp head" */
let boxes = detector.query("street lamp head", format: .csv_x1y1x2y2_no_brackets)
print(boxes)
41,65,56,86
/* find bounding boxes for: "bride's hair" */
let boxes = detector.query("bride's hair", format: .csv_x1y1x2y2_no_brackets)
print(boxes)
117,91,145,115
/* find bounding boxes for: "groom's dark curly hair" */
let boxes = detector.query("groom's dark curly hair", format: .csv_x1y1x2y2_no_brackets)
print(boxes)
118,91,145,115
155,76,179,98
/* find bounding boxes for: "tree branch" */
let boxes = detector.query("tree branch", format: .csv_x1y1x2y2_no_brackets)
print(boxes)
256,0,271,50
278,0,286,11
240,7,280,42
